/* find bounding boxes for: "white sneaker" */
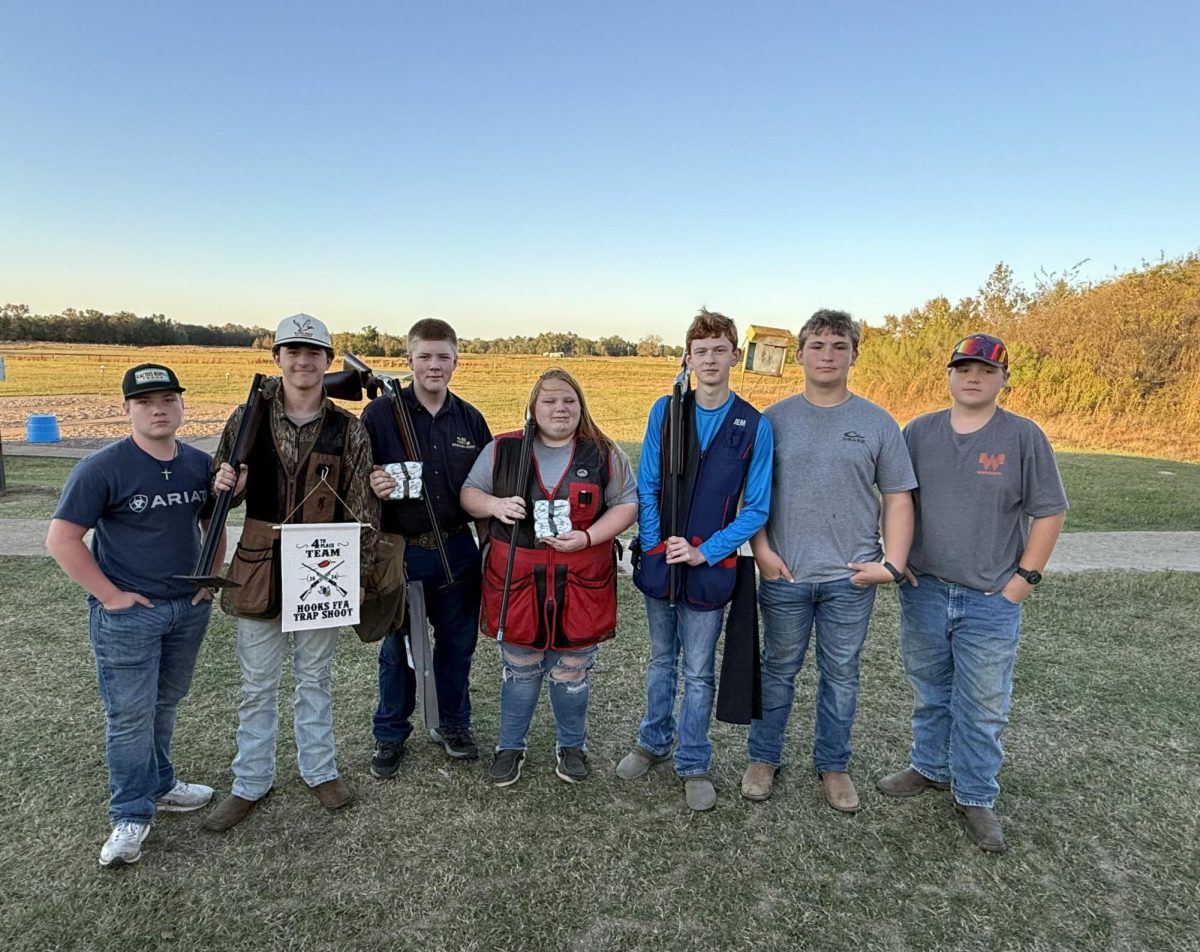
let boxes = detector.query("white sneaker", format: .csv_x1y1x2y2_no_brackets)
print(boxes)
99,821,151,867
155,780,214,813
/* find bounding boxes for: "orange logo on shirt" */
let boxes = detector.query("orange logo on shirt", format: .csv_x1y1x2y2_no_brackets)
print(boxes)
977,452,1006,476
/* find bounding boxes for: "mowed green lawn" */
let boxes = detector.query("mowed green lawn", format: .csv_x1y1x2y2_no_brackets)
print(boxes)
0,562,1197,951
2,446,1197,949
4,449,1200,531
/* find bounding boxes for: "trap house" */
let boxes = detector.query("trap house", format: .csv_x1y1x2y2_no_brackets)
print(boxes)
280,523,362,631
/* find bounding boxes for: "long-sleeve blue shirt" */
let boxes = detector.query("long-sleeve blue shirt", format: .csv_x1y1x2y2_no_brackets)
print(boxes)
637,391,773,564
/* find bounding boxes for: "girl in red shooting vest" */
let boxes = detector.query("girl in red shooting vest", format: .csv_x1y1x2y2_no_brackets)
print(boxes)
461,368,638,788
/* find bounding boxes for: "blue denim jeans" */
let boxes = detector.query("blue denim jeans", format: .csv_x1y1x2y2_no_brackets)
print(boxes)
231,617,341,800
88,596,211,825
637,596,725,777
496,643,598,751
898,575,1023,808
374,532,482,743
747,577,876,772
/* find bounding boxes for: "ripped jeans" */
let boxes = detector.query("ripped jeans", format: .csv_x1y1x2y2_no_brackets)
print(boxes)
496,643,599,751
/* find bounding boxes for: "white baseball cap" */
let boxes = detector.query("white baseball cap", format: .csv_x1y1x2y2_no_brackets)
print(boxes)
273,313,333,353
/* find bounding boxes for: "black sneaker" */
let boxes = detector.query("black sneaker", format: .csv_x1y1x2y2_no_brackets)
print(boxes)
370,741,405,780
555,747,589,784
490,749,525,787
430,726,480,761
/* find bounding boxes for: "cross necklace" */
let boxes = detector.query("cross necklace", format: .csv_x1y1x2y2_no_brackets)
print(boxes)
161,442,180,480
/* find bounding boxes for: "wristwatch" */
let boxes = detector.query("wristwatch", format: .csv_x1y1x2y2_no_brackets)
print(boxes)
1014,567,1042,586
882,560,904,583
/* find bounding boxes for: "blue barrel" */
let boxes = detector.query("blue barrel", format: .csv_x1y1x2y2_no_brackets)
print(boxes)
26,414,61,443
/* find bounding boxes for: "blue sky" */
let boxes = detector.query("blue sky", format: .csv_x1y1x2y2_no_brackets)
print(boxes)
2,1,1197,342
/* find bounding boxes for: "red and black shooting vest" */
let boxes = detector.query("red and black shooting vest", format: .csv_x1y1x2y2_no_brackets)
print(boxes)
633,392,760,610
481,432,618,650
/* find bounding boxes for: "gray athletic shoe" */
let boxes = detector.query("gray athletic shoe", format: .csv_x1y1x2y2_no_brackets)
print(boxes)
99,821,151,867
615,746,671,780
155,780,214,813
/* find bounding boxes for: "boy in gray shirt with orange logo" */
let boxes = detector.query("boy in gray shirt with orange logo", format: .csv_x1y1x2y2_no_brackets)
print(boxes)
877,334,1067,853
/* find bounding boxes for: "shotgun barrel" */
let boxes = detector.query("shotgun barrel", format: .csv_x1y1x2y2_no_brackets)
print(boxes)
665,358,690,604
175,373,269,589
496,415,536,643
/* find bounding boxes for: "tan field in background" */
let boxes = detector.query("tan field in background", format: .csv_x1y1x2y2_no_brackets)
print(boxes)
0,342,805,442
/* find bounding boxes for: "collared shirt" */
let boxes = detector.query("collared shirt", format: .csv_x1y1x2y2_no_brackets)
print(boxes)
214,385,379,575
360,386,491,537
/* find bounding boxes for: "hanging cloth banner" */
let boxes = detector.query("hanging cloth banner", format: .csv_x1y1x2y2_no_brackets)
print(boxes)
280,522,362,632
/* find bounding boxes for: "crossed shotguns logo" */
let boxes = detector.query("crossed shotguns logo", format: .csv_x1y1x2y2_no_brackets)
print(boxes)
297,536,352,600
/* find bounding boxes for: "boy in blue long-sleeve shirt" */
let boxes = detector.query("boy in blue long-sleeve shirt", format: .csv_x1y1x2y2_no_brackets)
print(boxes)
618,308,774,811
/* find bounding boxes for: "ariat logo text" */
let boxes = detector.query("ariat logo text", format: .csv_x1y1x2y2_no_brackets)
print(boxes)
977,452,1006,476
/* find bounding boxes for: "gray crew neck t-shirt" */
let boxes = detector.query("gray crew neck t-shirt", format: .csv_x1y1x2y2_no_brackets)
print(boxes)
764,393,917,582
905,407,1068,592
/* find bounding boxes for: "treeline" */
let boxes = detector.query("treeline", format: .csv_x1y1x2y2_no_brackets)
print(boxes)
852,255,1200,460
0,306,680,358
0,304,271,348
328,327,681,358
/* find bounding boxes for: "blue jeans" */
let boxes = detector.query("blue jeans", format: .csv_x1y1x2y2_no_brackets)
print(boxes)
898,575,1022,808
231,617,341,800
637,596,725,777
747,577,876,772
496,643,598,751
374,532,481,743
88,596,211,825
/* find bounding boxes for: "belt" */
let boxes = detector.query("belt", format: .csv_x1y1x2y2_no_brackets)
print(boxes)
406,524,470,549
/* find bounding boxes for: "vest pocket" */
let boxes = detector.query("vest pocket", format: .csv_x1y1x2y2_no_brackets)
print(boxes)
561,558,617,643
224,518,281,619
632,540,670,600
482,543,539,646
683,555,738,611
567,481,600,528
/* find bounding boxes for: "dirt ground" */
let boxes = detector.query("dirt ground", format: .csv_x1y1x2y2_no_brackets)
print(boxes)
0,395,232,441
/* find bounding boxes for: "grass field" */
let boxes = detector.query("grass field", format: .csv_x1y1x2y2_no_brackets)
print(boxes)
0,560,1197,951
5,450,1200,532
0,342,803,443
7,341,1197,462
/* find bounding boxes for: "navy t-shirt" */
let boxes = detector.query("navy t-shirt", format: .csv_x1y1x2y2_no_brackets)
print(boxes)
54,438,215,599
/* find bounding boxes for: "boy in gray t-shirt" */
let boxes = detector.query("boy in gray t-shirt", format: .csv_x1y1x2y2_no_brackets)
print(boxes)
743,310,916,813
877,333,1067,855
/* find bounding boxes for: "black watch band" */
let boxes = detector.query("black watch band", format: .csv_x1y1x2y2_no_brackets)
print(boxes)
1014,567,1042,586
882,560,904,583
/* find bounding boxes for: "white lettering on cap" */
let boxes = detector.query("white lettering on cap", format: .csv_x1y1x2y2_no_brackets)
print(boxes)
134,368,172,385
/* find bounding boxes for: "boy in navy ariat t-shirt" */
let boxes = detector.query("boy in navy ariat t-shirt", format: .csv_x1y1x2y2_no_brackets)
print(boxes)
47,363,223,867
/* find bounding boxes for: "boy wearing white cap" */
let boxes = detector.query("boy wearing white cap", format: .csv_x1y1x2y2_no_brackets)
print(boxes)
204,314,379,831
